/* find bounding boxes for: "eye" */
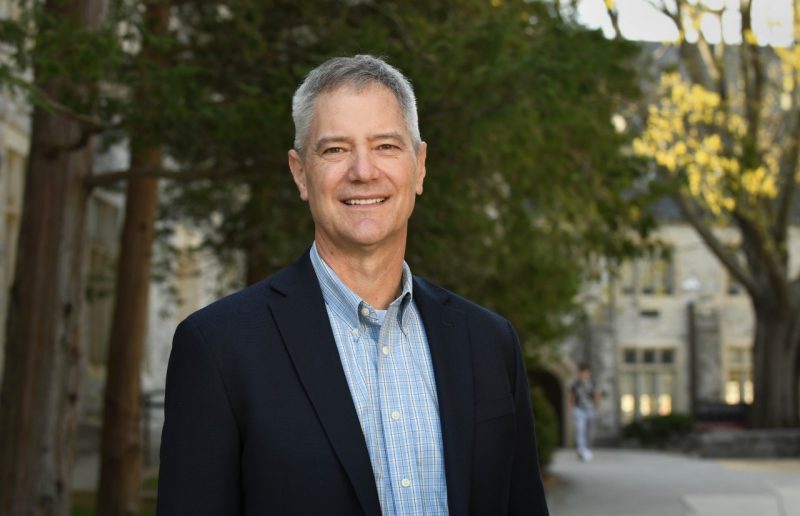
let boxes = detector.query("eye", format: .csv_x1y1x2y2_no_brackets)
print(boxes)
323,147,346,154
377,143,399,151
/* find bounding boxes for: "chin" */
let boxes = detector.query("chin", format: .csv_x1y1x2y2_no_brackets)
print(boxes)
345,234,388,248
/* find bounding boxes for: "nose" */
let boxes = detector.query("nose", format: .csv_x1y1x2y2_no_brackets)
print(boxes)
349,147,379,182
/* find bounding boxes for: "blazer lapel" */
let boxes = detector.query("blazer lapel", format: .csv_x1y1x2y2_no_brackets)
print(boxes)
269,252,381,516
414,278,474,516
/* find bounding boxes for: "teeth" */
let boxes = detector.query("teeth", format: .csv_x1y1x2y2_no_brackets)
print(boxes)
344,198,385,205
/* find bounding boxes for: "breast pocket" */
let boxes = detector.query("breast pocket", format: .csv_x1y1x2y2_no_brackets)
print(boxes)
475,393,515,423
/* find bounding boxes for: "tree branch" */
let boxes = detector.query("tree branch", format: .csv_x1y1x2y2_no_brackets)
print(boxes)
774,4,800,246
40,127,94,158
733,207,790,304
741,0,765,148
673,191,758,295
662,0,716,89
35,91,107,131
603,3,622,40
8,74,109,131
695,32,721,87
86,164,279,188
645,0,679,26
774,105,800,246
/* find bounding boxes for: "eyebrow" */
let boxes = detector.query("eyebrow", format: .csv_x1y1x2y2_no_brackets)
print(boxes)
369,132,405,143
314,136,353,153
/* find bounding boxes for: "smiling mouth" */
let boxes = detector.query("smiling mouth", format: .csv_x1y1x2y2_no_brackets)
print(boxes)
343,198,386,206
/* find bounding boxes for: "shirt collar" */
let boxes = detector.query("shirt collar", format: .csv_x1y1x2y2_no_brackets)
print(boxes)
310,242,414,329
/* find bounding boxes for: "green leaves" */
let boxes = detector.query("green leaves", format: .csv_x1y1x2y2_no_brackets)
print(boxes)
154,0,650,350
6,0,650,353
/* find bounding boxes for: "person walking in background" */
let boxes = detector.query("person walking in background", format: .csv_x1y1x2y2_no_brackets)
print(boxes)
568,363,601,461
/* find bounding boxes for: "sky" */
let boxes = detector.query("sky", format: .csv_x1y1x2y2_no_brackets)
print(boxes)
574,0,794,46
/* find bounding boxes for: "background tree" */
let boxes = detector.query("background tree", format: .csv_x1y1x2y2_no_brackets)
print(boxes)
0,0,112,513
97,2,170,513
159,0,651,347
0,0,198,512
604,0,800,427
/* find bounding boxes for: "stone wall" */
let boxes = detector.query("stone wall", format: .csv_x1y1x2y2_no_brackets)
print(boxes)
690,429,800,458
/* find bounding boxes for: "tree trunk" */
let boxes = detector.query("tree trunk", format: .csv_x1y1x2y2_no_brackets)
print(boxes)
96,2,168,514
0,1,107,514
751,303,800,428
96,147,160,516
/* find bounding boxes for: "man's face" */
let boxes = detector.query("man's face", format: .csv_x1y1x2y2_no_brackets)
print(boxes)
288,84,427,255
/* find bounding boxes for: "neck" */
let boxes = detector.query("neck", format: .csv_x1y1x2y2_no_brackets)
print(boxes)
315,237,407,310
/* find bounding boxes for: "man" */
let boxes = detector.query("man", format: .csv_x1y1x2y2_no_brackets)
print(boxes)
157,55,549,515
568,363,601,462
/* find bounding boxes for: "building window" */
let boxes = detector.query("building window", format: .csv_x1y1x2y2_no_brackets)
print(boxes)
620,347,677,424
724,346,753,404
620,250,674,296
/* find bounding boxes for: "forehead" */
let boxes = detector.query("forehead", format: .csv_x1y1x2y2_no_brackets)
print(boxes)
311,84,406,131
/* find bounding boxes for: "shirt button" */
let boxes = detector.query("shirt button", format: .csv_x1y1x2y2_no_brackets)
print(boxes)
360,307,370,316
391,410,401,421
401,478,411,488
381,346,390,356
351,328,359,336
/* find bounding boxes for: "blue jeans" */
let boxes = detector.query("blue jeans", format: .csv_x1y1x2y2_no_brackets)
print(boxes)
573,407,595,454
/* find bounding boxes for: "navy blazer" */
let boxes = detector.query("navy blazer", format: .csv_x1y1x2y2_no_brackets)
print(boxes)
157,250,549,515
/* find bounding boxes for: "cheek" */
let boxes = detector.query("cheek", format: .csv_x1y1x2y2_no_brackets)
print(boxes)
309,183,343,216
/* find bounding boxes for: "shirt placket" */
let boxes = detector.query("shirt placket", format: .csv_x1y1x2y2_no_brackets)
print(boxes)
355,304,391,511
378,302,422,515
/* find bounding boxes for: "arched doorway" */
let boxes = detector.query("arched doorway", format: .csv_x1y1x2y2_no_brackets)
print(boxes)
530,369,565,446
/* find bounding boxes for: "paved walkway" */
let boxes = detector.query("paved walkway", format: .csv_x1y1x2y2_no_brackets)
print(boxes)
545,448,800,516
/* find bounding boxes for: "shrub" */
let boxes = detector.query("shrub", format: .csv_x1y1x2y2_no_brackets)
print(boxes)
530,387,558,470
622,413,693,448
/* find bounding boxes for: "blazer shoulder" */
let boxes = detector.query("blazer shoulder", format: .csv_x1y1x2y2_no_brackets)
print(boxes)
179,251,313,335
413,275,511,334
183,277,270,327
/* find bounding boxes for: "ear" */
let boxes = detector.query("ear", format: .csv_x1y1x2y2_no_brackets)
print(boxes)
415,141,427,195
288,149,309,201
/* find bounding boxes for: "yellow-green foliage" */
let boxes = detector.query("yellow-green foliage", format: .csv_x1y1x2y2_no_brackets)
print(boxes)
633,72,779,217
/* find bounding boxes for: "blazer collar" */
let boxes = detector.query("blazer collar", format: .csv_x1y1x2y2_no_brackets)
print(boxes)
413,277,475,516
269,249,382,516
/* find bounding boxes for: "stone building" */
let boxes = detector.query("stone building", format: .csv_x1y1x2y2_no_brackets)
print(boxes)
538,215,800,446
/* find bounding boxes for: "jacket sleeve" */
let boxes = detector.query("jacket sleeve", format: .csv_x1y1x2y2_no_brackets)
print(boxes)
157,318,242,515
506,321,550,516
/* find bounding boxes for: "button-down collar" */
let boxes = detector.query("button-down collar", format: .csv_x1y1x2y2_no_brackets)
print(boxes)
310,242,413,331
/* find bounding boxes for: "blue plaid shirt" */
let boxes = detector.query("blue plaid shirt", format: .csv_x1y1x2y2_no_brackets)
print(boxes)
310,243,448,515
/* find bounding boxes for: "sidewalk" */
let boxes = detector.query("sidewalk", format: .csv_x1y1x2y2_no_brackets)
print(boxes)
545,448,800,516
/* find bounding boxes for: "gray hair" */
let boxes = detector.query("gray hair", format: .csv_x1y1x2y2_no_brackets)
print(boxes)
291,55,421,154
